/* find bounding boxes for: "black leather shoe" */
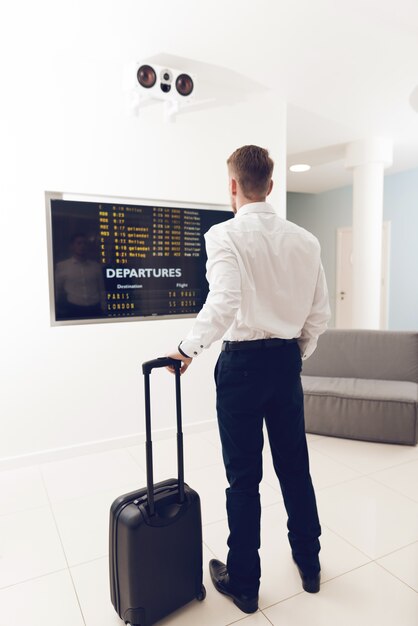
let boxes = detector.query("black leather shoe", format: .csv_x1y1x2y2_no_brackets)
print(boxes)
209,559,258,614
293,559,321,593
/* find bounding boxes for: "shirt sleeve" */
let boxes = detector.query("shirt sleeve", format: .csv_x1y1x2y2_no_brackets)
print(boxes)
180,227,241,357
55,262,66,298
297,260,331,360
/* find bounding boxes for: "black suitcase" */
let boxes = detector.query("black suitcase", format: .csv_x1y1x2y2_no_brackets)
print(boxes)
109,357,206,626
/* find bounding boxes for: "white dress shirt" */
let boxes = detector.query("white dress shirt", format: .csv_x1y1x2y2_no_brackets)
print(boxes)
180,202,331,360
55,257,104,307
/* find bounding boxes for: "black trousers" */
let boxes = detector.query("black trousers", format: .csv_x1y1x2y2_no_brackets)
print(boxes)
214,341,321,597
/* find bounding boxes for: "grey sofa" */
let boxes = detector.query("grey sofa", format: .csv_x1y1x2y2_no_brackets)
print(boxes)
301,329,418,445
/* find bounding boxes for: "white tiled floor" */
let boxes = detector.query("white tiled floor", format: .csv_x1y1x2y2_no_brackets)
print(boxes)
1,426,418,625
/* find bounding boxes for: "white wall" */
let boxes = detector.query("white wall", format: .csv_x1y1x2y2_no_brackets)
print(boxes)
0,2,286,463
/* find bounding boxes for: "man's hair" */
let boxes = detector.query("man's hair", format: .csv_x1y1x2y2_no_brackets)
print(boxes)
70,233,87,245
227,145,274,198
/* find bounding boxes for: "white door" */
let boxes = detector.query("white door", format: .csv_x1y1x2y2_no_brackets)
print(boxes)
335,222,390,329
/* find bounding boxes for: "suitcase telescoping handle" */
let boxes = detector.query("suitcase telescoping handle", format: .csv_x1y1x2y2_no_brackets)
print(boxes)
142,357,185,517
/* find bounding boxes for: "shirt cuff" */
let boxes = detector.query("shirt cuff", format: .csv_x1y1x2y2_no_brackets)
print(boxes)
297,338,318,361
179,339,205,358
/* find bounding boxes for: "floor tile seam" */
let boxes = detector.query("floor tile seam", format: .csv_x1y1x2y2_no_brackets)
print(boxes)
257,561,380,611
202,540,218,559
0,566,70,592
0,463,48,482
308,442,418,476
224,614,253,625
260,477,283,494
361,454,418,473
127,434,220,451
126,445,225,475
374,560,418,595
37,447,139,472
259,560,376,612
320,523,418,566
198,434,221,449
224,609,267,625
375,539,418,561
364,458,418,477
124,446,141,467
258,495,286,510
310,446,418,475
259,588,305,610
317,559,385,587
365,474,418,505
307,559,383,586
314,473,366,494
195,435,221,450
259,609,275,625
39,470,87,626
0,502,51,519
307,446,368,475
317,521,375,560
315,474,367,493
39,480,145,507
201,497,284,526
202,515,229,528
69,553,113,570
304,446,367,473
305,440,327,452
177,459,226,474
260,500,285,513
316,469,418,499
43,488,128,507
125,432,223,453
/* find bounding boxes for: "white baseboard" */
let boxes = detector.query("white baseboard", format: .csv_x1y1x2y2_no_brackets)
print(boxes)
0,418,218,471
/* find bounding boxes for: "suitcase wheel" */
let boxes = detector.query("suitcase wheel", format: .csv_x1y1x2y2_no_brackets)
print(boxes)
196,584,206,601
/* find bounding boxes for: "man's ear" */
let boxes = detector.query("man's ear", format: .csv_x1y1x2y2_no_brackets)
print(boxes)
267,179,274,196
230,177,238,196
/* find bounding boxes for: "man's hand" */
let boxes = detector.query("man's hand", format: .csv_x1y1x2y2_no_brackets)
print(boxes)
165,350,193,375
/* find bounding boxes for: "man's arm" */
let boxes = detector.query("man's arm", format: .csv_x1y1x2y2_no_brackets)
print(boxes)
297,261,331,360
167,227,241,371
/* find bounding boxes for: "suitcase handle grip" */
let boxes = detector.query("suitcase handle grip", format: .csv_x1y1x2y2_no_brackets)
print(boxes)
142,357,181,375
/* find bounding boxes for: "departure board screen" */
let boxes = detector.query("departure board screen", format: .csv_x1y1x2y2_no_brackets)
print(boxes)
47,196,232,324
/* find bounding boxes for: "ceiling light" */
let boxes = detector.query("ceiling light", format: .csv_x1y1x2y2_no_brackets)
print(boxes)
289,164,311,172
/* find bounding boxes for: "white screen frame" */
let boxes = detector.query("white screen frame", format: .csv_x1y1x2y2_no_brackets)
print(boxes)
45,190,231,326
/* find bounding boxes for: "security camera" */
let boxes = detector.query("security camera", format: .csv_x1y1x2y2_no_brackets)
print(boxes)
160,69,173,93
135,63,194,99
126,61,197,122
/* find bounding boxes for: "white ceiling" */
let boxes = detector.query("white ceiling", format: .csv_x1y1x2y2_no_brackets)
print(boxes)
46,0,418,193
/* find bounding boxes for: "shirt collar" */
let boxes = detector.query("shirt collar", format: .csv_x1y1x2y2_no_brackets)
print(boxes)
235,201,276,218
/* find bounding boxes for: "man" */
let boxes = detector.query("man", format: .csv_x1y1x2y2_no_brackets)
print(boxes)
167,145,331,614
55,233,106,320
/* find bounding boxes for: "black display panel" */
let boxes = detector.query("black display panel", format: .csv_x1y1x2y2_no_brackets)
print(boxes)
47,195,232,324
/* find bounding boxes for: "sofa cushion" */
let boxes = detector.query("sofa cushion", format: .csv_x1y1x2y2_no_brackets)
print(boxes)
301,330,418,384
302,376,418,403
302,376,418,445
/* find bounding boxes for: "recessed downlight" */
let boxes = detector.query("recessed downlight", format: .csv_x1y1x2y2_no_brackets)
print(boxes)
289,164,311,172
